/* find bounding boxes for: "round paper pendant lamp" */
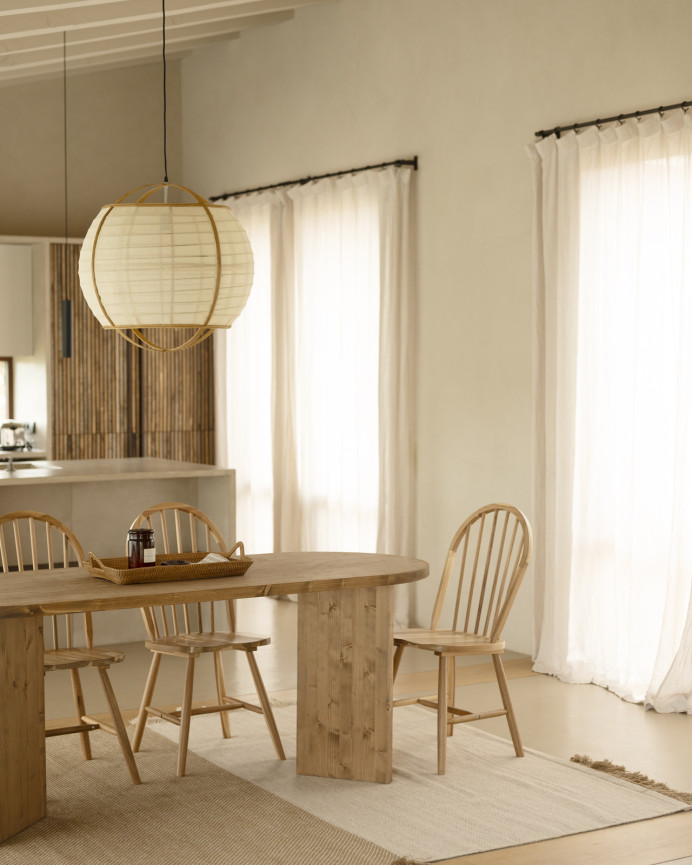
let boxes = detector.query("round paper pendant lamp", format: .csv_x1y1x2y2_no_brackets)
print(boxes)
78,183,254,352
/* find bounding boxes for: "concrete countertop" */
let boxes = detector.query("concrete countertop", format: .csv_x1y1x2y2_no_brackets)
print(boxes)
0,457,232,485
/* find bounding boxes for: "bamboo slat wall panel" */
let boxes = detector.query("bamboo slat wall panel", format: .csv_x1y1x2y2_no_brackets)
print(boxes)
50,244,215,464
51,244,134,460
138,327,215,465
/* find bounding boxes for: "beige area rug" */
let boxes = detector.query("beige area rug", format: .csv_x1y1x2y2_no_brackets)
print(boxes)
147,703,690,862
2,733,396,865
4,708,689,865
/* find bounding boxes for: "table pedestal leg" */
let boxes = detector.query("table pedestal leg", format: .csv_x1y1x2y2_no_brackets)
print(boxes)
297,585,393,783
0,615,46,842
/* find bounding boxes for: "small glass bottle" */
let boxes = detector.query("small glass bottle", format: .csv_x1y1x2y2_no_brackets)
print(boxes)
128,528,156,569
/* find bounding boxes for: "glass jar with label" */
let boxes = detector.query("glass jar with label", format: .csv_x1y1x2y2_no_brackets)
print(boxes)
128,528,156,569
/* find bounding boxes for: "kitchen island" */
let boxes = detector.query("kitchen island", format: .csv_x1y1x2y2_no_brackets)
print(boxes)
0,457,235,641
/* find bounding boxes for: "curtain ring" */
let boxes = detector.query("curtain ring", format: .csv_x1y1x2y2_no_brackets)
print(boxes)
659,106,665,118
617,114,625,125
595,119,602,130
683,104,689,114
635,111,642,122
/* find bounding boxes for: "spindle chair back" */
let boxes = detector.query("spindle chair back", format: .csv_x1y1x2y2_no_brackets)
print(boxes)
393,503,532,774
430,503,531,640
0,509,91,650
131,501,236,635
130,502,285,777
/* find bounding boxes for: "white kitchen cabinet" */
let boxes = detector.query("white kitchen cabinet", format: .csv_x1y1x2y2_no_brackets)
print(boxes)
0,243,33,356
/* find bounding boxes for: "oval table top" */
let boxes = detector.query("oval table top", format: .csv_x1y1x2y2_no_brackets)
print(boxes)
0,551,430,618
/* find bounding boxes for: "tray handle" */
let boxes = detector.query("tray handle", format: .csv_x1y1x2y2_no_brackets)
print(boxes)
88,552,106,570
227,541,246,558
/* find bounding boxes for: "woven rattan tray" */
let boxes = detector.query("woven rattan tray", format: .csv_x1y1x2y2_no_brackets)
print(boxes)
86,542,253,585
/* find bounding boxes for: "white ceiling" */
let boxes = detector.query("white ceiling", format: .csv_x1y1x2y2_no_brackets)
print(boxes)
0,0,329,87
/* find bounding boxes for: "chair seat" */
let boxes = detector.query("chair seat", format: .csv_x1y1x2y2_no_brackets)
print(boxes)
43,646,125,672
145,631,271,655
393,628,505,655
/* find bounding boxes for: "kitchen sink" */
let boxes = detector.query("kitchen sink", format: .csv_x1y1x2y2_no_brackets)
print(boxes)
0,463,61,471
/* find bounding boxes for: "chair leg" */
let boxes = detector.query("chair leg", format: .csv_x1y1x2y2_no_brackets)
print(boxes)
446,656,456,737
492,654,524,757
97,666,141,785
213,651,232,739
437,654,448,775
177,655,196,778
244,649,285,761
133,652,162,753
227,599,237,632
69,668,92,761
393,644,405,682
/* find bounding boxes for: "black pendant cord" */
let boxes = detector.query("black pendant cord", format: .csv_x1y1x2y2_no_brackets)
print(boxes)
61,31,73,359
63,32,68,246
209,156,419,202
162,0,168,183
536,98,692,139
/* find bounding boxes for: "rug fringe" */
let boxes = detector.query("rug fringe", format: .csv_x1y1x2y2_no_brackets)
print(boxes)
571,755,692,805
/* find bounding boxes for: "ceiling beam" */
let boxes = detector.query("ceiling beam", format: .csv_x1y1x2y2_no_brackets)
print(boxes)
0,0,308,14
0,0,330,83
0,46,190,86
0,0,323,38
0,10,291,59
0,27,242,74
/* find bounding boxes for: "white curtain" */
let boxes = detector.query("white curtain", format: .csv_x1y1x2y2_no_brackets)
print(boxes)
215,196,276,552
530,110,692,712
216,166,415,626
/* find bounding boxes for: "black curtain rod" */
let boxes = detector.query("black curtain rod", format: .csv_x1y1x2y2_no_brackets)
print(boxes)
209,156,418,202
535,99,692,139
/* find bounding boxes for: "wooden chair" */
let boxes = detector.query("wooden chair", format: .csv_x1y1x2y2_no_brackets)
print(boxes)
0,510,140,785
393,503,533,774
130,502,285,777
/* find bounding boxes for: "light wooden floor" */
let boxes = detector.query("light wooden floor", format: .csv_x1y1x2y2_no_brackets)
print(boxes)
45,597,692,865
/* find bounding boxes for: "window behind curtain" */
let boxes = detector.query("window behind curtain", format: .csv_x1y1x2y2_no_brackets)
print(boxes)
223,177,380,554
291,178,380,552
222,203,274,552
532,113,692,708
572,149,691,686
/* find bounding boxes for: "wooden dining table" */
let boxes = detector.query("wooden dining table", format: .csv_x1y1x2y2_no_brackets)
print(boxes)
0,550,428,843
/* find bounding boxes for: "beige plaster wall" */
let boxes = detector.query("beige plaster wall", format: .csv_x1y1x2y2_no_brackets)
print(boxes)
177,0,692,654
0,60,181,239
